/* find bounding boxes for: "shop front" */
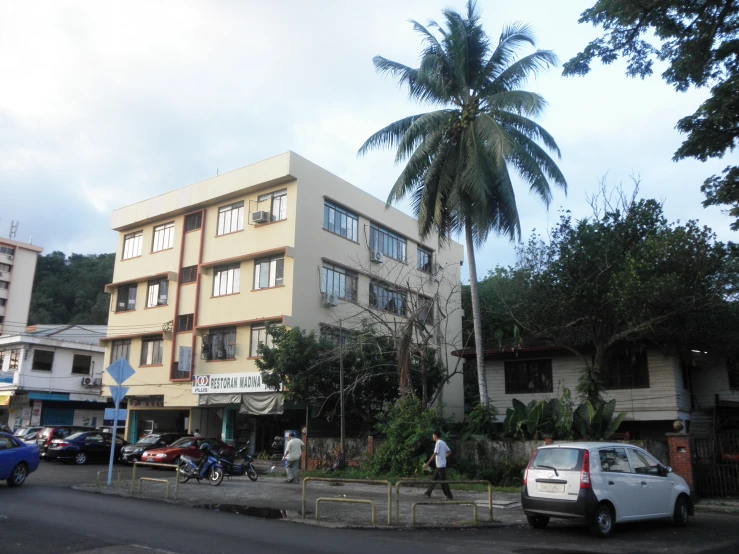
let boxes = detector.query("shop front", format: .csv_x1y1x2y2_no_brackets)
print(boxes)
125,395,191,443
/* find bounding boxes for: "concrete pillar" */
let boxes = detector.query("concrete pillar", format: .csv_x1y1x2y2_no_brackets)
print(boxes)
367,435,374,457
666,432,694,492
301,429,308,470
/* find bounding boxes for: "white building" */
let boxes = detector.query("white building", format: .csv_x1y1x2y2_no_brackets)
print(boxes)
0,237,43,335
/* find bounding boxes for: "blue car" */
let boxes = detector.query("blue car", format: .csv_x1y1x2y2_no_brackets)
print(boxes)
0,432,40,486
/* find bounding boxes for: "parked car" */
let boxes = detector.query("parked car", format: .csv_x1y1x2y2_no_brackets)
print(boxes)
45,431,127,465
36,426,98,459
119,432,187,464
521,442,693,538
0,432,40,486
141,437,235,465
0,423,11,433
13,426,44,443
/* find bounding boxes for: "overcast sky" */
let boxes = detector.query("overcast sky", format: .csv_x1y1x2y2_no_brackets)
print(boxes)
0,0,735,279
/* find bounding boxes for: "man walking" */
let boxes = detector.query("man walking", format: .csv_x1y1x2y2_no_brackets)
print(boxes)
423,430,453,499
282,432,304,483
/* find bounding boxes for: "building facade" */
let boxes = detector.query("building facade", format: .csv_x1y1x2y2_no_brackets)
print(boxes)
101,152,464,449
0,237,43,335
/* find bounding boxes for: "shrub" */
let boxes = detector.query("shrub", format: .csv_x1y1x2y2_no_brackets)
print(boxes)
473,457,528,487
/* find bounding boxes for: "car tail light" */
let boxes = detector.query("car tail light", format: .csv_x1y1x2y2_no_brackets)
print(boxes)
580,449,591,489
523,450,536,486
56,442,70,448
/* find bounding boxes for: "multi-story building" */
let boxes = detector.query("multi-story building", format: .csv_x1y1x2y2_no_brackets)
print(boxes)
0,237,43,335
101,152,464,450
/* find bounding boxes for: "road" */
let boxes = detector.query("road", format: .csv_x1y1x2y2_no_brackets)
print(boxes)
1,461,738,554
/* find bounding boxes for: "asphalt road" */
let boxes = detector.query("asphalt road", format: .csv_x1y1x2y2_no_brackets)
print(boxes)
1,460,738,554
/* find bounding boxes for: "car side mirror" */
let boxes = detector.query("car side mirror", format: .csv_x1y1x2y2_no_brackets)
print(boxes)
664,465,672,474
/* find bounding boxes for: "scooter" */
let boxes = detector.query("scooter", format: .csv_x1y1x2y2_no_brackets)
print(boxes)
177,451,224,486
218,445,258,481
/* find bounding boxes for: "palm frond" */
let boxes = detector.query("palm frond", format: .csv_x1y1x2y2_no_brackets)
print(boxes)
357,113,426,157
504,126,568,195
484,21,536,80
394,109,455,162
488,50,559,93
484,90,548,118
496,111,562,158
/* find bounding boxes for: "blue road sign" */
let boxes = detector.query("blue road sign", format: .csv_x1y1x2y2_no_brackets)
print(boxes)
110,386,129,407
106,358,135,385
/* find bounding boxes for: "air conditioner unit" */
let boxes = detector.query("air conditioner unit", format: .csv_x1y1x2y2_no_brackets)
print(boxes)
81,376,93,386
371,250,384,263
322,293,338,307
6,255,12,261
251,210,270,224
93,377,102,386
82,376,103,387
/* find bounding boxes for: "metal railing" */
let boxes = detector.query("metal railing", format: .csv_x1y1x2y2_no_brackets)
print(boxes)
96,469,120,487
302,477,393,525
130,461,180,500
316,498,376,525
412,501,478,527
395,479,493,524
138,477,174,499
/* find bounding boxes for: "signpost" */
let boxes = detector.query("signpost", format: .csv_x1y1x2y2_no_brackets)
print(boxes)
105,358,135,486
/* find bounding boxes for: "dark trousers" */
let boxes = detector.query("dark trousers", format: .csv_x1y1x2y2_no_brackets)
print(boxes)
425,467,453,498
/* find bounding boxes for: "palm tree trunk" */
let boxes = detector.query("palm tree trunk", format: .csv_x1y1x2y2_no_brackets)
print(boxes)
465,222,490,407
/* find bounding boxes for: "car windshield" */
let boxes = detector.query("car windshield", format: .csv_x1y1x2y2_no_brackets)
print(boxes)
39,428,52,438
65,432,86,441
170,438,194,448
138,435,163,445
533,448,581,471
13,429,27,436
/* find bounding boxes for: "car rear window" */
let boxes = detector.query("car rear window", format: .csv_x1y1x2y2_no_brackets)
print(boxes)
39,428,53,439
532,448,582,471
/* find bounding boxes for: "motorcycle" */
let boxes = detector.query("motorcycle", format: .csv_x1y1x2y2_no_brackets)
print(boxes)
218,445,258,481
177,451,224,486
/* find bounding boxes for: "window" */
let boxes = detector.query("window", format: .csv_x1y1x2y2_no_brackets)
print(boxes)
370,224,407,262
532,448,581,471
0,281,8,289
0,246,14,255
0,299,5,307
369,280,406,316
0,351,4,368
417,247,433,273
111,340,131,363
116,284,137,312
213,264,240,296
504,359,553,394
257,189,287,222
152,222,175,252
140,336,163,366
604,350,649,390
185,212,202,232
250,325,274,357
32,350,54,371
628,449,662,476
320,324,351,347
201,327,236,360
0,435,19,450
728,358,739,390
181,265,197,284
323,202,358,241
254,257,284,290
418,296,434,325
598,447,632,473
680,360,692,391
122,231,143,260
0,263,11,272
146,278,168,307
177,314,194,333
321,264,357,301
71,354,92,375
217,201,244,236
9,349,20,370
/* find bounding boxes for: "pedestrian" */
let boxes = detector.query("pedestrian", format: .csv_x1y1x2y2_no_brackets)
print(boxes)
193,429,201,437
423,430,453,499
282,432,304,483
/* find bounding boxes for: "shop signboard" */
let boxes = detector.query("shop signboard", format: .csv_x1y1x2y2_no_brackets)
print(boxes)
128,395,164,408
192,372,279,394
30,401,42,425
10,394,28,409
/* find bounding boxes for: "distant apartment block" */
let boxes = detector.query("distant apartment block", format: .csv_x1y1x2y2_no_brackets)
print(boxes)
0,237,43,336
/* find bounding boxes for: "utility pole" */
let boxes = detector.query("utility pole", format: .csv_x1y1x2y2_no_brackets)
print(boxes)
339,318,345,458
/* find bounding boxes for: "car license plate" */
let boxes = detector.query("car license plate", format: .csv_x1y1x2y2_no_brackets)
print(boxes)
538,482,565,494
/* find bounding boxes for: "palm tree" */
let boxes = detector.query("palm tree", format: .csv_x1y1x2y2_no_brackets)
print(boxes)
358,1,566,407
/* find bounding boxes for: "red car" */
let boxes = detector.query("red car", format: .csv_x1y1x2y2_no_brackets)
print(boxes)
140,436,234,465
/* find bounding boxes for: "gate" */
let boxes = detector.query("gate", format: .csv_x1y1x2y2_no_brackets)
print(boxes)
41,406,74,426
693,434,739,497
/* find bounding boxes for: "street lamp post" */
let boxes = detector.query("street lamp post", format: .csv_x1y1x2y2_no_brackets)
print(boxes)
339,318,345,459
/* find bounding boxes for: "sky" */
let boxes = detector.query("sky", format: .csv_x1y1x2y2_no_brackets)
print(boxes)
0,0,735,280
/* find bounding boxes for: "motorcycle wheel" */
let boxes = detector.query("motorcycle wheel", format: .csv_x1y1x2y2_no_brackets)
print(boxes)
246,465,258,481
177,461,191,483
209,467,224,486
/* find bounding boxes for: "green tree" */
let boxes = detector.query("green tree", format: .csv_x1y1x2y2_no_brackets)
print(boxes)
564,0,739,228
358,1,567,407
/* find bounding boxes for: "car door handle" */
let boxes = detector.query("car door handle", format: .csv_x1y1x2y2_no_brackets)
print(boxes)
608,481,615,485
641,481,647,486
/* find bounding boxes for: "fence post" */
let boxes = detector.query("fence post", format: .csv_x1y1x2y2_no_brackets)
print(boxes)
367,435,374,457
666,432,694,492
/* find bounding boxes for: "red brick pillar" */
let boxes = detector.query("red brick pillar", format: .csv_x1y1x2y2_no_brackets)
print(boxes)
301,430,308,470
666,433,693,491
367,435,374,457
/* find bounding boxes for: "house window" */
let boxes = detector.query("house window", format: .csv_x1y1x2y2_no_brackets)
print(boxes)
32,350,54,371
728,358,739,391
370,224,407,262
0,281,8,289
250,325,274,357
0,351,4,369
122,231,143,260
213,264,240,297
71,354,93,375
0,263,11,272
181,265,198,283
418,296,434,325
321,264,357,301
417,247,433,273
257,189,287,222
320,324,351,347
152,222,175,252
680,360,692,391
323,202,358,242
140,336,163,366
201,327,236,360
185,212,202,232
9,349,20,370
146,278,168,307
116,284,137,312
110,340,131,363
177,314,194,332
0,299,5,307
504,359,553,394
369,280,406,316
604,350,650,390
217,201,244,236
0,246,14,255
254,257,284,290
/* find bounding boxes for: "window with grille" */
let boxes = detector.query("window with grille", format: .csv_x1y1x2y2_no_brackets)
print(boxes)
250,325,274,357
0,246,14,255
321,264,357,301
217,201,244,236
504,359,553,394
152,222,175,252
0,281,8,289
185,212,202,232
177,314,194,332
146,278,168,307
369,280,406,316
604,350,650,390
201,327,236,360
257,189,287,222
253,257,284,290
323,202,358,242
110,340,131,363
417,247,433,273
71,354,92,375
32,350,54,371
116,284,137,312
213,264,240,296
140,336,163,366
122,231,143,260
370,224,407,262
418,296,434,325
0,299,5,307
9,349,20,370
181,265,197,283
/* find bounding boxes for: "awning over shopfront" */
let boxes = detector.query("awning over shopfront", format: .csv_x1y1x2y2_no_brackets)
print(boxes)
197,392,284,415
193,371,283,415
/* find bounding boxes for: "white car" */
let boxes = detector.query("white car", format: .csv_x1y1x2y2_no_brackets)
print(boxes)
521,442,693,538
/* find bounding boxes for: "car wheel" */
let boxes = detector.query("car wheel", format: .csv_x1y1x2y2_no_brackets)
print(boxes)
74,452,88,465
589,504,615,538
526,515,550,529
673,496,689,527
7,463,28,487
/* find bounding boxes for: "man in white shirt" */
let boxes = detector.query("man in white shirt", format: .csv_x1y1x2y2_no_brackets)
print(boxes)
282,432,305,483
423,430,453,499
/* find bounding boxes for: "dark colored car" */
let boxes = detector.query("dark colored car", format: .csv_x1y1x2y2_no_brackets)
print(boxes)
0,432,40,486
141,437,235,465
119,433,187,464
46,431,127,465
36,426,96,459
0,423,11,433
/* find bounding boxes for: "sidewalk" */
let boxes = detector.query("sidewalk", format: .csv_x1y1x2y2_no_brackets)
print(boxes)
694,498,739,514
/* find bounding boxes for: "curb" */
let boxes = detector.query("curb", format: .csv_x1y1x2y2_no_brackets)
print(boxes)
695,504,739,515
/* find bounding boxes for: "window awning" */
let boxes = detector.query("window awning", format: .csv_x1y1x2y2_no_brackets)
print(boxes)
197,392,284,415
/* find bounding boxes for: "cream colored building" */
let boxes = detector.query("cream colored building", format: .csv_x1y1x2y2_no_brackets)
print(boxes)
101,152,464,448
0,237,43,336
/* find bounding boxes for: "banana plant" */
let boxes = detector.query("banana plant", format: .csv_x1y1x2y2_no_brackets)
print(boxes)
573,399,627,440
504,399,550,439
